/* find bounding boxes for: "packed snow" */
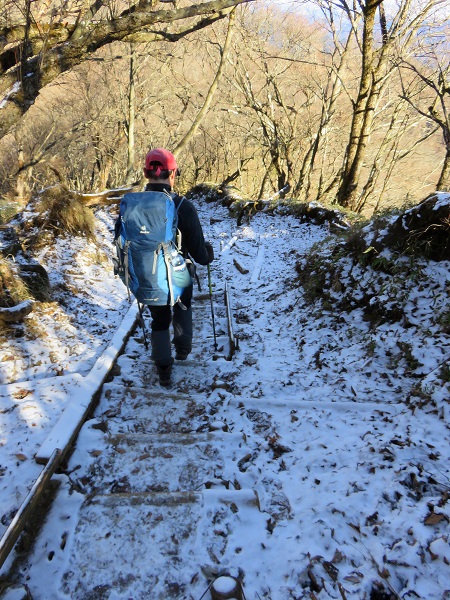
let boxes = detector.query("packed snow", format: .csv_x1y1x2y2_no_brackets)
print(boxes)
0,194,449,599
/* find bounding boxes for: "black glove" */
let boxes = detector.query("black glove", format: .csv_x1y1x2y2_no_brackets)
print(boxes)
205,241,214,263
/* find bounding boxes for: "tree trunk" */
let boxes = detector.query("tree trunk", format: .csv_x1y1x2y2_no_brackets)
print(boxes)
97,153,114,191
437,145,450,192
336,0,379,209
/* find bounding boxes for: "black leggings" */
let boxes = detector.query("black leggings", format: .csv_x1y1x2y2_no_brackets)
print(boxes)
149,283,193,331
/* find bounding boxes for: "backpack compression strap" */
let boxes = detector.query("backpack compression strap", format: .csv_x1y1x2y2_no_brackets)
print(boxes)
174,195,185,252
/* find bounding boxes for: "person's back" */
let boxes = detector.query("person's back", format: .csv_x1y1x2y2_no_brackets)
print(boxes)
141,148,214,385
115,189,191,306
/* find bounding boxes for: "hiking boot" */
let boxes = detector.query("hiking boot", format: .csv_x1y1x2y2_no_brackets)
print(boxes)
175,350,189,361
157,363,172,386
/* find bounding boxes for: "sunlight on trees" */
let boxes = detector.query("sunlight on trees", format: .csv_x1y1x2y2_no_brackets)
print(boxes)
0,0,448,214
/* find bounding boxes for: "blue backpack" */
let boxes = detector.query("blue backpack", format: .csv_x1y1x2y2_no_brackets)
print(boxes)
114,190,191,306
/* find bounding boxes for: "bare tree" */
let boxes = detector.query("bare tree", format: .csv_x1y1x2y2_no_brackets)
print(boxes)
332,0,446,209
174,8,236,156
399,28,450,192
125,45,137,185
355,99,438,212
292,0,355,202
0,0,254,139
221,6,322,199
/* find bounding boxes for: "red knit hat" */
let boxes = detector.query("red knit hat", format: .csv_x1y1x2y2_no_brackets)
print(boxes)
144,148,178,177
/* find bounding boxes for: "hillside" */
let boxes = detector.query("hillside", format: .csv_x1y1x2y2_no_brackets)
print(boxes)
0,191,449,599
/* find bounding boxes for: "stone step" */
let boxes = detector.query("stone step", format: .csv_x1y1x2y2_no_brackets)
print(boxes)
57,489,263,600
97,386,210,435
106,340,236,389
77,432,246,495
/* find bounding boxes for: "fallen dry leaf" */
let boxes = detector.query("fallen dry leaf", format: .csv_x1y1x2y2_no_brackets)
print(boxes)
344,574,363,583
12,389,32,400
425,512,448,525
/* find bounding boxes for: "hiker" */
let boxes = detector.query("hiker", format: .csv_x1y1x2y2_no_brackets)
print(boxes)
142,148,214,385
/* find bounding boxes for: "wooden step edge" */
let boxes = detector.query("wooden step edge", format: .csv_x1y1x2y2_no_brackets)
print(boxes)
106,431,245,446
83,488,260,509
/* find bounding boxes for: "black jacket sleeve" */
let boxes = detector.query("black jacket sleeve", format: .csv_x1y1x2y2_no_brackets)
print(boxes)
176,197,211,266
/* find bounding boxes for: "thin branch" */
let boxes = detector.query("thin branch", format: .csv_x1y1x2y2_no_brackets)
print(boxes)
174,8,236,156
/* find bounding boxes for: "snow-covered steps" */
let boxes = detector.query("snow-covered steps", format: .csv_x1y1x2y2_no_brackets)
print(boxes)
111,343,236,394
75,431,246,495
96,385,210,435
34,382,267,598
55,489,262,599
28,348,269,598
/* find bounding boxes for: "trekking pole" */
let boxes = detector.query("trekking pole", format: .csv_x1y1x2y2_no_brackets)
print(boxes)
137,303,149,350
207,264,218,351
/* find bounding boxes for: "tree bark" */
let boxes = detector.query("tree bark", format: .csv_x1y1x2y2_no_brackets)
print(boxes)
437,146,450,192
336,0,380,209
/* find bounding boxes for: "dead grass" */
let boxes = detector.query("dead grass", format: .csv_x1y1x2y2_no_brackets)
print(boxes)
19,185,96,251
0,257,32,309
36,185,96,239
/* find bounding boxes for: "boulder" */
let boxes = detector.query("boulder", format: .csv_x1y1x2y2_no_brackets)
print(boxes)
18,263,50,301
379,193,450,260
0,226,21,257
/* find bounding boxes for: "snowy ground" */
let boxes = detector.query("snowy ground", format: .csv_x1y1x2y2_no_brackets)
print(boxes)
0,196,449,599
0,207,132,556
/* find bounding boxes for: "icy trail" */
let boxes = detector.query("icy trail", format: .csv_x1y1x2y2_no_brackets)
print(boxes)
1,201,449,599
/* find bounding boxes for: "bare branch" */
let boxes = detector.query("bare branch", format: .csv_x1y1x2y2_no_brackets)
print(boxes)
0,0,253,138
174,8,236,156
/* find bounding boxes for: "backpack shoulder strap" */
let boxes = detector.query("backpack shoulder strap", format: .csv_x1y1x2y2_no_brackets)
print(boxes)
174,194,186,212
172,195,186,253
